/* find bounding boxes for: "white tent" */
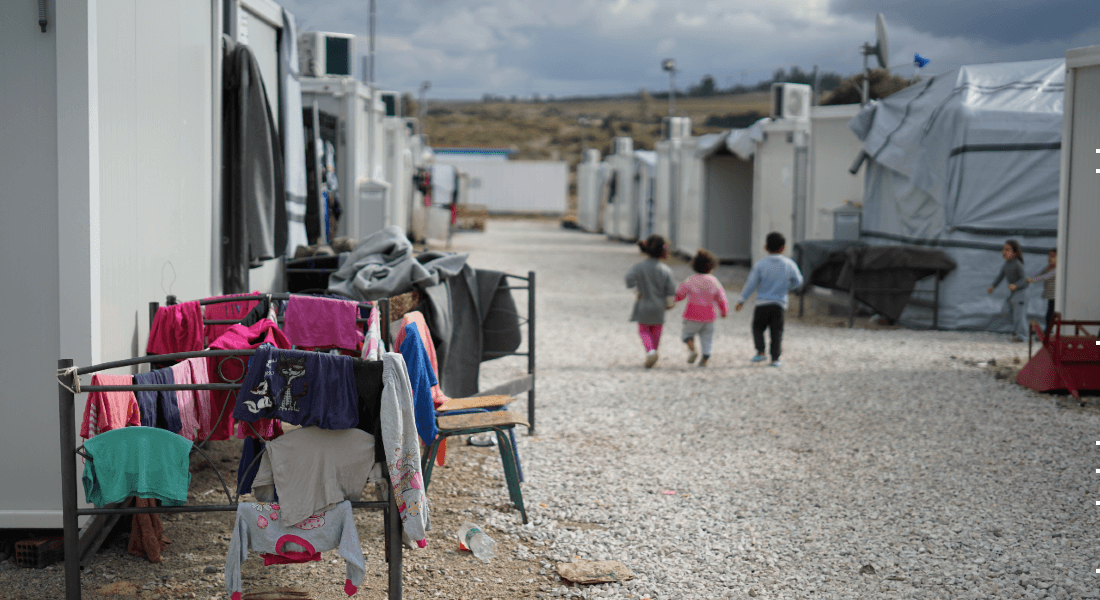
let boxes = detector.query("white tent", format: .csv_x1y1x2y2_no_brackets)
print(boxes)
850,58,1064,330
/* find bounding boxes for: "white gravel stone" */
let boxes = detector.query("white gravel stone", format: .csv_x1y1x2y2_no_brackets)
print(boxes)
458,220,1100,600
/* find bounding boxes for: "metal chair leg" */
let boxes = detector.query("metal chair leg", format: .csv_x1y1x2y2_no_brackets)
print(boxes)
508,428,524,483
494,428,527,524
422,437,443,489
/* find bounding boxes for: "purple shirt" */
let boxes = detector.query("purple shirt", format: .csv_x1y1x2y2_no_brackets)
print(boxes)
234,346,358,430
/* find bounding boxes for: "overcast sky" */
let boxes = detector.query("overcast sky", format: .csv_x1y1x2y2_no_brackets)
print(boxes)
280,0,1099,100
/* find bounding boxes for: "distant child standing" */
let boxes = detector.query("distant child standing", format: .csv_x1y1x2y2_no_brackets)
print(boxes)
734,232,804,367
1027,248,1057,336
675,249,729,367
626,234,677,368
987,239,1030,342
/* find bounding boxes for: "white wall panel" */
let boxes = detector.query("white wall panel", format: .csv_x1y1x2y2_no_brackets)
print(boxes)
1059,53,1100,320
0,0,63,529
434,160,567,214
808,105,865,240
97,0,215,362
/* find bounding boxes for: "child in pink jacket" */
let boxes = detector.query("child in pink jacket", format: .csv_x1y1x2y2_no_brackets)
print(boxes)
675,249,729,367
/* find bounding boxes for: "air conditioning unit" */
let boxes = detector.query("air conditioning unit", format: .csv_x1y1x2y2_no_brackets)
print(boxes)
298,32,356,78
379,91,402,117
614,137,633,155
770,83,812,120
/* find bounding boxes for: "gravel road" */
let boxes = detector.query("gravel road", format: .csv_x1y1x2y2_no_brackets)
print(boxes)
2,218,1095,600
467,219,1099,600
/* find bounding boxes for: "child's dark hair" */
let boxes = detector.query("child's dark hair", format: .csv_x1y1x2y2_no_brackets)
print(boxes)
1005,239,1023,263
765,232,785,253
638,234,668,259
692,249,718,274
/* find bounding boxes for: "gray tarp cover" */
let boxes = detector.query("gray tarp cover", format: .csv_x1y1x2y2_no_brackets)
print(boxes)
328,227,521,397
849,58,1063,330
809,245,957,324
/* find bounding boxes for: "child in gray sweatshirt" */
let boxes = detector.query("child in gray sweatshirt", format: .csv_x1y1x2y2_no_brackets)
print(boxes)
987,239,1030,342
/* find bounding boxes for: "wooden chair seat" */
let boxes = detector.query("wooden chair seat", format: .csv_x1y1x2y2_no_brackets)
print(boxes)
437,410,529,432
436,394,513,412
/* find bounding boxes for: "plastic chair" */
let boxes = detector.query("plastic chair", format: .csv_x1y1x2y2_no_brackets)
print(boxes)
421,406,530,524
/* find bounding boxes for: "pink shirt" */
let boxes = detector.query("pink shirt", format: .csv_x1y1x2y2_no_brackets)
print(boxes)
675,274,729,322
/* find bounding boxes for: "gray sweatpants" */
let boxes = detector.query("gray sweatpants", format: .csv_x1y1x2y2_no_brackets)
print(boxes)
681,320,715,356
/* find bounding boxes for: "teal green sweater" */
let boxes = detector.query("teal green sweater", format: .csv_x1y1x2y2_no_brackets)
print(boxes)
82,426,192,507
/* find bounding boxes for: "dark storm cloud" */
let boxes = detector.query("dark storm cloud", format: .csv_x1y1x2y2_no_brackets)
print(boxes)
829,0,1098,45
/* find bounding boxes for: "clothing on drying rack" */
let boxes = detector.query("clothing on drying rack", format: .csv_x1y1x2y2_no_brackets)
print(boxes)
208,321,292,441
184,357,215,441
80,374,140,439
251,426,375,527
233,346,358,430
396,324,438,446
128,498,171,563
169,361,201,441
203,293,261,345
237,437,266,496
283,296,364,350
225,500,364,600
362,305,382,361
380,352,430,547
147,300,205,355
393,311,448,407
326,225,468,301
81,427,193,507
352,358,386,467
133,368,181,433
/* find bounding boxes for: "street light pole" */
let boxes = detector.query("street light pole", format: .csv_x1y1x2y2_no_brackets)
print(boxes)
662,58,677,117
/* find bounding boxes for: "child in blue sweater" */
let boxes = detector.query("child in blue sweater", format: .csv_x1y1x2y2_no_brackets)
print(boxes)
734,232,804,367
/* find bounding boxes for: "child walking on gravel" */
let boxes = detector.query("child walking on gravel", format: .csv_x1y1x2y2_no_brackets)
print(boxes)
675,249,728,367
987,239,1030,342
735,232,803,367
1026,248,1057,336
626,234,677,368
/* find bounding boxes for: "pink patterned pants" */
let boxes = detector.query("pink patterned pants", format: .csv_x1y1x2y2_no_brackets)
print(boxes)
638,324,663,352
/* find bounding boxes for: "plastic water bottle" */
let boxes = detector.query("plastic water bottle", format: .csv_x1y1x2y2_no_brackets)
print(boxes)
457,522,497,562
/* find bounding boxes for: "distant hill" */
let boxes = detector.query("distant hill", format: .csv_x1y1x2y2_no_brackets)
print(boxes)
420,92,773,170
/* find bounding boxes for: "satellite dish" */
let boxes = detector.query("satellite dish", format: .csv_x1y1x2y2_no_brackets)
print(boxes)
874,13,889,69
859,13,890,105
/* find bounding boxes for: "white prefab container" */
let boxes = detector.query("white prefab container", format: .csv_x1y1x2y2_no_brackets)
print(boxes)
751,118,811,263
606,137,637,240
576,149,604,232
807,105,865,241
634,151,657,240
0,0,223,528
672,134,755,262
300,78,389,241
382,116,415,234
1057,45,1100,320
432,160,568,214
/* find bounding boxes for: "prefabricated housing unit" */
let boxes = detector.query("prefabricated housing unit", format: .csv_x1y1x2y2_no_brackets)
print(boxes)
605,137,638,240
576,149,604,232
1,0,225,529
300,76,391,242
432,159,569,214
1057,45,1100,321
